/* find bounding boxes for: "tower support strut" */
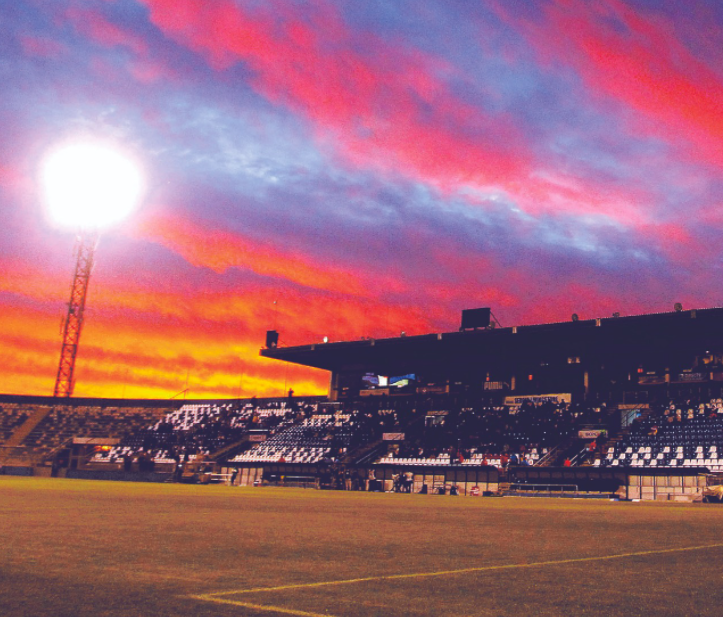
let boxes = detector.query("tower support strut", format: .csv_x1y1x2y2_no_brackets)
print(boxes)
53,231,98,397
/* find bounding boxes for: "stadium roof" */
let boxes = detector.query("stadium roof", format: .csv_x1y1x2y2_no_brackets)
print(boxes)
261,307,723,377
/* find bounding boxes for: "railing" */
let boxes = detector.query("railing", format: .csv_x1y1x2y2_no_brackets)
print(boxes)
571,444,593,466
43,436,75,465
508,482,579,497
265,473,317,489
352,440,387,465
209,473,234,484
536,444,563,467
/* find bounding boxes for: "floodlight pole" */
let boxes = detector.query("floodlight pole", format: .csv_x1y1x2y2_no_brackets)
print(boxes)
53,230,98,397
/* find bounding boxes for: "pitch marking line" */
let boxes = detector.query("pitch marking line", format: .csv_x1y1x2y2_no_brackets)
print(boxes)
188,597,333,617
188,542,723,616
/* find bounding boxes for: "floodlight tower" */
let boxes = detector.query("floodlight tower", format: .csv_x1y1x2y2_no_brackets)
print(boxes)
53,230,98,397
43,142,143,397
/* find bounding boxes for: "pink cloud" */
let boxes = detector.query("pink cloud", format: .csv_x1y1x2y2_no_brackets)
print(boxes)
62,5,180,84
138,0,657,225
141,7,520,174
492,0,723,169
65,6,149,56
19,34,67,58
0,164,23,189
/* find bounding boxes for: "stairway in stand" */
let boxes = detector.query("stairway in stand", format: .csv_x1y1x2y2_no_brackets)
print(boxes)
0,405,54,466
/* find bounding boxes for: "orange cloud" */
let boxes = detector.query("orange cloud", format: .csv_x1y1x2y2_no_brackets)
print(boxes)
132,211,410,297
0,245,440,399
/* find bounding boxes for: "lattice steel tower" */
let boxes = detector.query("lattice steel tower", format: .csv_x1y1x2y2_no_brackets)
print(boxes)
53,231,98,397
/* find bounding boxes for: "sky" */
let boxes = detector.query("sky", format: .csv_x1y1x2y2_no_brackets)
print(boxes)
1,0,723,400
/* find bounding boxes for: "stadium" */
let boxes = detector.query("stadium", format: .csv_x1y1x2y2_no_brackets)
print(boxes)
4,1,723,615
3,305,723,615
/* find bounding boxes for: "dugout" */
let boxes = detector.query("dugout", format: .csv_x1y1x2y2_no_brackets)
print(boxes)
507,465,711,501
229,461,501,494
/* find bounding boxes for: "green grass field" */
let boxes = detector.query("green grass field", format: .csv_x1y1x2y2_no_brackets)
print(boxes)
1,476,723,616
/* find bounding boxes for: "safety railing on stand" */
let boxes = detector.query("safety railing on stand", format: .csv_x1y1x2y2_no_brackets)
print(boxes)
507,482,579,497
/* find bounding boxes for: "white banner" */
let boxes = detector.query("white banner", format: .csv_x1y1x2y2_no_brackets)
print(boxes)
578,429,606,439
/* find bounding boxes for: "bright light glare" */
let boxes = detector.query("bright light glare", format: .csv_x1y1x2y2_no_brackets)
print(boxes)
42,143,143,229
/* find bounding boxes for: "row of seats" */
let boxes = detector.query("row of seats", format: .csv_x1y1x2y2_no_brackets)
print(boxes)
378,448,547,468
376,400,582,468
91,400,321,464
231,412,358,464
601,398,723,470
232,446,335,464
22,404,169,459
0,404,31,442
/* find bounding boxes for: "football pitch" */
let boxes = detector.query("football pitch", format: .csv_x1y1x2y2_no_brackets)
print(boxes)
1,477,723,616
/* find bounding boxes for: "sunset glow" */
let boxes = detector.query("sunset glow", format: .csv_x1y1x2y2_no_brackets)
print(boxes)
1,1,722,399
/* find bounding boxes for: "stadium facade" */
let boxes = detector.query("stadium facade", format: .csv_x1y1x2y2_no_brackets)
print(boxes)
3,306,723,502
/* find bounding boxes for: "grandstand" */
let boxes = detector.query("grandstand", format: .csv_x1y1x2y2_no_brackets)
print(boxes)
3,307,723,501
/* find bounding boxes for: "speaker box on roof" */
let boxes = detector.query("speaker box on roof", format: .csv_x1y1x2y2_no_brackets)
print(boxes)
265,330,279,348
460,308,491,330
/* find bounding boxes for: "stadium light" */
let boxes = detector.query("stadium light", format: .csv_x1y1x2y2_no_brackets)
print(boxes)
42,141,143,397
42,142,143,230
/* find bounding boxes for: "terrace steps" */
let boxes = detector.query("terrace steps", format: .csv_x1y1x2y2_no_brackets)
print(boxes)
3,406,54,449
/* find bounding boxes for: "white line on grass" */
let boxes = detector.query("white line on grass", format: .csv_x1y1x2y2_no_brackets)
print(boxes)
187,542,723,615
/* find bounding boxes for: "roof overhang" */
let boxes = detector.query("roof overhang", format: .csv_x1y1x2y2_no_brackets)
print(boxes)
260,307,723,375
